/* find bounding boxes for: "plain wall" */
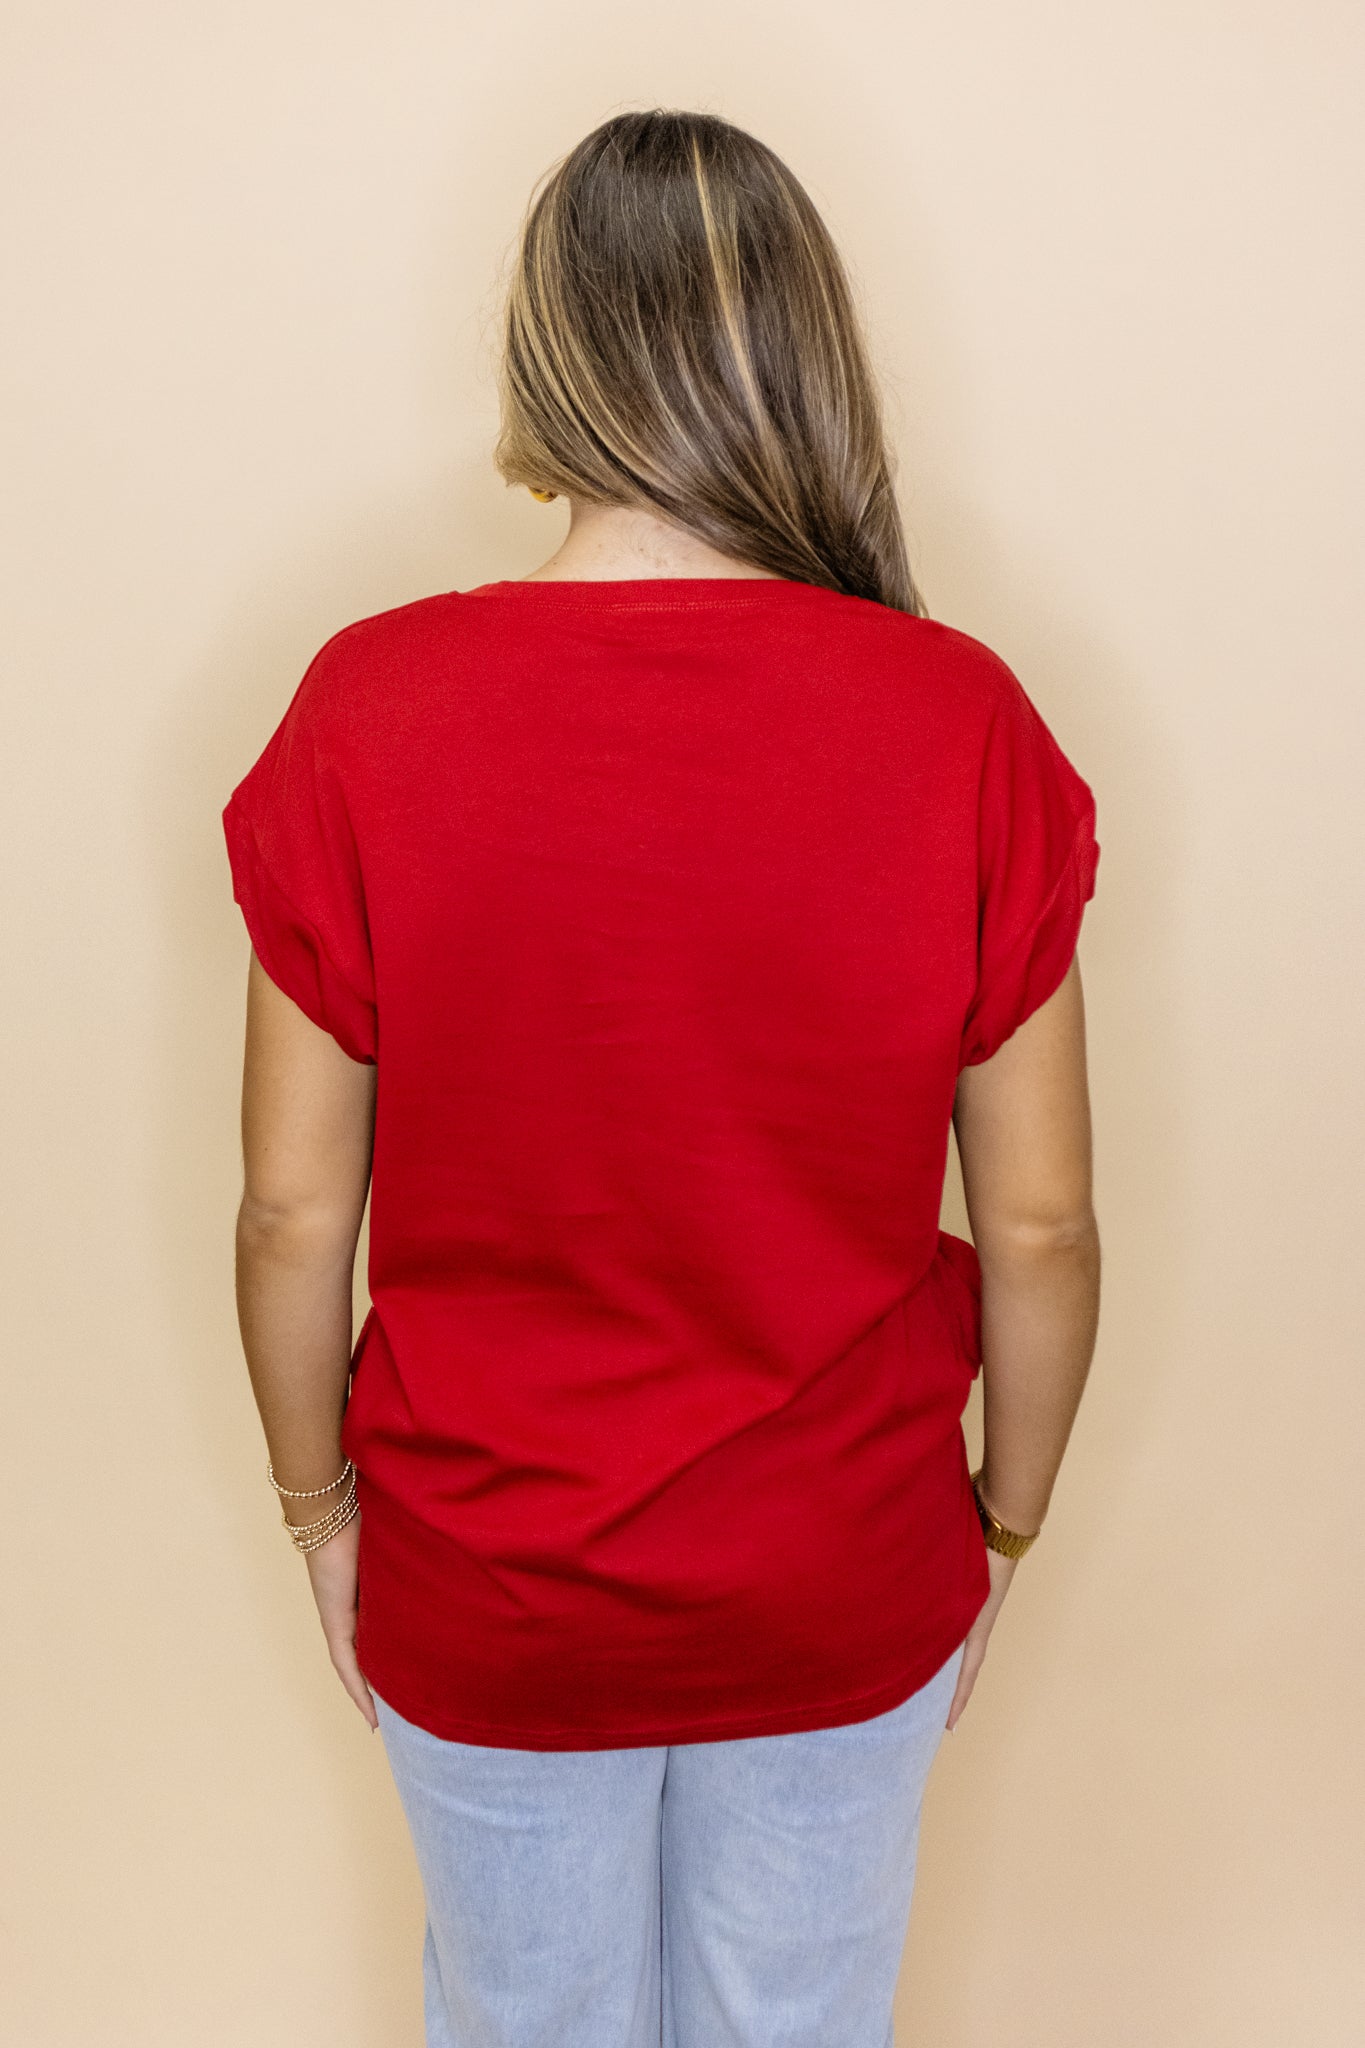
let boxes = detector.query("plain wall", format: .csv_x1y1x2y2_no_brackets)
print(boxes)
3,3,1361,2041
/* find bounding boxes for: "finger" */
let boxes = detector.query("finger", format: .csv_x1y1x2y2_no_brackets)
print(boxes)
945,1643,987,1731
944,1672,973,1731
329,1633,379,1731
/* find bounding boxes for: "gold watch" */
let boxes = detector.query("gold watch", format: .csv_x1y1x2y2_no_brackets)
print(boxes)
970,1468,1041,1559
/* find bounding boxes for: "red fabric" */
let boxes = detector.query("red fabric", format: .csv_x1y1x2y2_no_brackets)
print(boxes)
222,577,1099,1749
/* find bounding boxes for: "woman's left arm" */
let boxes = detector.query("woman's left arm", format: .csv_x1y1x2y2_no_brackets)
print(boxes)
235,948,379,1730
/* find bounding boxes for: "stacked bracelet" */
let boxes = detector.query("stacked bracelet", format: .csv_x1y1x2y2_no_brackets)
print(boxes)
266,1457,359,1554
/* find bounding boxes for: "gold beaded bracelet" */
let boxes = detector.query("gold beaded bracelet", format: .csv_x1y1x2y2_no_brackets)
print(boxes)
267,1456,353,1499
286,1480,359,1553
278,1475,358,1554
266,1457,359,1554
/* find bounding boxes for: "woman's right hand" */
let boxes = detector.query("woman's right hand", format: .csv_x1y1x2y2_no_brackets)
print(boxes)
944,1546,1020,1732
301,1512,379,1732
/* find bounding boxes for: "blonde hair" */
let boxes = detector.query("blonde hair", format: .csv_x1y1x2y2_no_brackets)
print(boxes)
494,110,927,615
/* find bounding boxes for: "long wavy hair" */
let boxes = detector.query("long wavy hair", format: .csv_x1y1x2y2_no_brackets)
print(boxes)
494,109,927,616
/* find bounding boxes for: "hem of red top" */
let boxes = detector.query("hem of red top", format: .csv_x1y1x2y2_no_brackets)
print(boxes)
361,1610,982,1751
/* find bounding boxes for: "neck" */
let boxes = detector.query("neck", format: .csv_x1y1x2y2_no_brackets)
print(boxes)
521,499,778,582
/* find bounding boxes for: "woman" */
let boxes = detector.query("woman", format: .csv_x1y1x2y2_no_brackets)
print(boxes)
224,109,1101,2048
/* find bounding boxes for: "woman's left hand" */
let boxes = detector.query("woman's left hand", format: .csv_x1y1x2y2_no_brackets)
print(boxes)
944,1546,1020,1732
302,1515,379,1731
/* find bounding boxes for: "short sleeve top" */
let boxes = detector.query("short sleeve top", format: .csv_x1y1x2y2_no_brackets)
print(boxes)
223,577,1099,1748
960,647,1101,1065
222,642,377,1064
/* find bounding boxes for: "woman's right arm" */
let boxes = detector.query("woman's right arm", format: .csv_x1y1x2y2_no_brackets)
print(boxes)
942,952,1102,1728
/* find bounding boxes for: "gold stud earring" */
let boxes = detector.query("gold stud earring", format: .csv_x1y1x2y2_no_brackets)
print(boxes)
528,486,557,503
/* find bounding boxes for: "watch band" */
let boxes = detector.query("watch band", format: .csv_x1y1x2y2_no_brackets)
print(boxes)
970,1468,1041,1558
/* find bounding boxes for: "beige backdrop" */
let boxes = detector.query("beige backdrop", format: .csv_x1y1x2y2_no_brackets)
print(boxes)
4,3,1361,2042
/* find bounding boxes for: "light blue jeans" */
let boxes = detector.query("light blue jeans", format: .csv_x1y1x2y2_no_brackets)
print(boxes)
372,1638,966,2048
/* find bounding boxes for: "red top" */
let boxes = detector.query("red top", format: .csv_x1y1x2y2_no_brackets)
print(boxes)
223,576,1100,1749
